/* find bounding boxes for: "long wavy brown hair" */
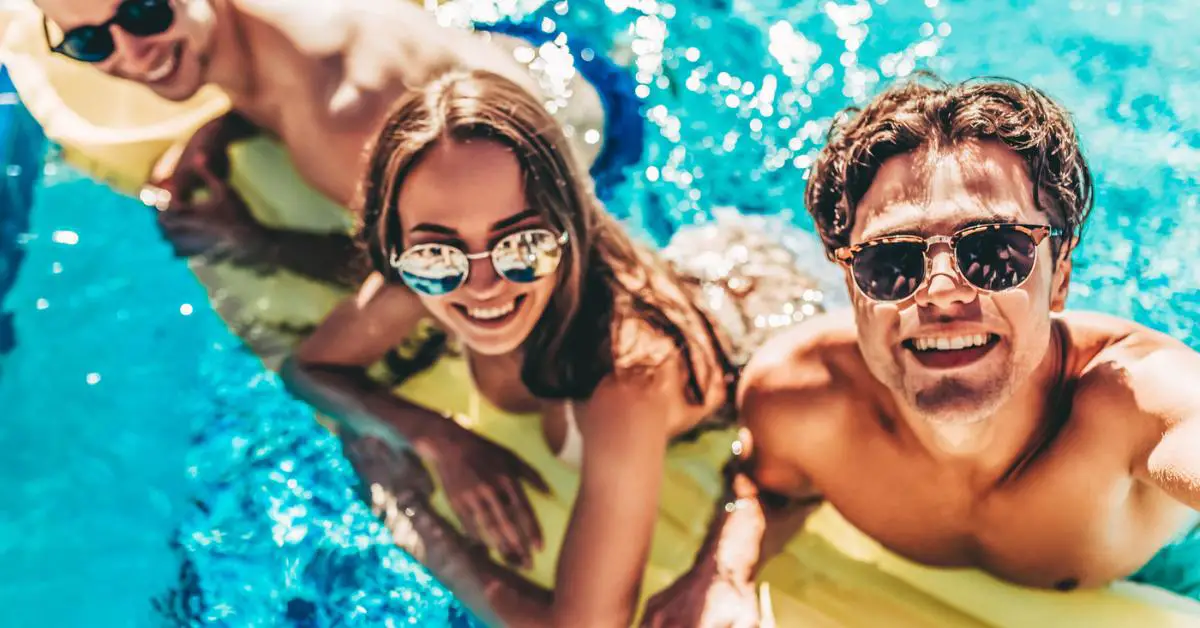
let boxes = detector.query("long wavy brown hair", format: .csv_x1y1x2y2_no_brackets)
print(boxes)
355,70,732,404
806,73,1095,260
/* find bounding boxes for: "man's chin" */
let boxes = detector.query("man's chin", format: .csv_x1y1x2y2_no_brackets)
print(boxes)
910,375,1007,419
921,405,994,425
152,83,204,103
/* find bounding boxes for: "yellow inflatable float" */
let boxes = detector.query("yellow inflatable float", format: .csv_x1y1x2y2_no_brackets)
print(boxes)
4,3,1200,626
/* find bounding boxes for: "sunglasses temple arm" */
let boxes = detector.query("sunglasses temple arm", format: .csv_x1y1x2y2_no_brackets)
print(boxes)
42,17,54,52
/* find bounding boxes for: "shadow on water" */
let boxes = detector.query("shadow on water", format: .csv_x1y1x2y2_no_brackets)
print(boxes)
0,65,44,367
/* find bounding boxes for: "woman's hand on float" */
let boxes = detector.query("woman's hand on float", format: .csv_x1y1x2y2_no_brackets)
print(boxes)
412,417,549,569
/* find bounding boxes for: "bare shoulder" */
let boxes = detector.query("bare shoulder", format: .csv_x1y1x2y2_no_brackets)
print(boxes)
233,0,357,53
1064,311,1200,456
737,311,865,485
233,0,451,80
1064,310,1196,387
606,311,711,419
739,309,864,410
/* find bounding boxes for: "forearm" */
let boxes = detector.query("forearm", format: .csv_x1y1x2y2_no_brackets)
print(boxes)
481,579,554,628
247,226,369,286
402,501,555,628
208,110,259,145
1148,419,1200,510
369,486,512,628
279,356,440,449
695,461,820,582
695,466,770,582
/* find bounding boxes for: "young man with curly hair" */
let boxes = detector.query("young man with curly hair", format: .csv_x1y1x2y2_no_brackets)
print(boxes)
643,76,1200,625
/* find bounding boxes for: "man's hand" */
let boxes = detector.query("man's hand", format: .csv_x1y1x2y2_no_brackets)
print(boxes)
149,111,256,203
641,557,774,628
142,112,270,261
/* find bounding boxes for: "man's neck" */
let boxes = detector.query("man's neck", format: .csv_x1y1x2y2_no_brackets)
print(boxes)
893,322,1067,489
203,0,258,108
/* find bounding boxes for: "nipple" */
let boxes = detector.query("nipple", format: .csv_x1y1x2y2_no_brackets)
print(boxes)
1053,577,1079,591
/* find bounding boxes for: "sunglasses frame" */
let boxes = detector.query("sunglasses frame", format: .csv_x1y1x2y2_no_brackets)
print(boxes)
833,222,1064,302
43,0,175,63
389,228,570,295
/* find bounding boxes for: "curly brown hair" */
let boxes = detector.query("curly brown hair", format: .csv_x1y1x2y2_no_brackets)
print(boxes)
805,74,1094,259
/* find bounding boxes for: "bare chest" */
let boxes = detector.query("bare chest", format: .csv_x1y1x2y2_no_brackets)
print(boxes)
275,101,390,205
817,434,1192,589
239,45,410,205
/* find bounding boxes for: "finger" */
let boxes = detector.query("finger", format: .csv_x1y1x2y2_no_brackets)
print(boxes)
514,456,550,494
500,475,543,552
450,496,485,547
464,493,510,560
637,604,659,628
193,163,230,203
758,582,776,628
479,489,529,567
192,145,232,180
648,608,671,628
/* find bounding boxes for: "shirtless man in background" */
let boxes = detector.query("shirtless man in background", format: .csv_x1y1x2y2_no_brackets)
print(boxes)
643,76,1200,626
34,0,613,281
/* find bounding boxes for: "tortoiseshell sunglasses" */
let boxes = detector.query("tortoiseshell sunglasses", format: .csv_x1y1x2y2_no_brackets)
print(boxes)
833,223,1063,302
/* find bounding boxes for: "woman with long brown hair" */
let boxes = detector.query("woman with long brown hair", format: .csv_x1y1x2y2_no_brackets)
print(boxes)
282,68,829,624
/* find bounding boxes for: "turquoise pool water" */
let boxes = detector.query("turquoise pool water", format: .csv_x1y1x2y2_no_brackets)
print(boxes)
2,0,1198,625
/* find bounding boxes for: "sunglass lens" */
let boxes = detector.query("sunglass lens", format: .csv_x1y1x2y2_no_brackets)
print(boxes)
853,242,926,301
61,27,116,62
492,230,564,284
396,244,469,296
956,228,1038,292
118,0,175,36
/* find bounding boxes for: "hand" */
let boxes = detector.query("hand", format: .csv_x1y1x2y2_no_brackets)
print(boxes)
149,112,254,202
149,177,268,261
142,112,268,260
641,559,775,628
414,417,549,570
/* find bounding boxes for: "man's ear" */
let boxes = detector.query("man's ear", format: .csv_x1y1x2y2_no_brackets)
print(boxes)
1049,238,1076,312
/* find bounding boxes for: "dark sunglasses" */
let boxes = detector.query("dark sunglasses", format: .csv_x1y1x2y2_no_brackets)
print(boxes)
43,0,175,63
389,228,569,297
833,223,1063,302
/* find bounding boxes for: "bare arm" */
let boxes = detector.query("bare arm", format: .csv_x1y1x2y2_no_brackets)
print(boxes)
148,111,369,286
193,215,367,286
641,322,848,627
558,372,678,625
280,273,439,448
672,386,827,588
1123,339,1200,510
287,273,550,568
466,369,677,627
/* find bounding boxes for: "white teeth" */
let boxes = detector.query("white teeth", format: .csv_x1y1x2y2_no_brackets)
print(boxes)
913,334,991,352
144,52,177,82
466,300,517,321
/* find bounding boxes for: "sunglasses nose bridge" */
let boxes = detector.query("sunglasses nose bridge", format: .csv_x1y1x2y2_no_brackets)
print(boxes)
917,245,977,306
925,242,957,277
460,252,506,293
